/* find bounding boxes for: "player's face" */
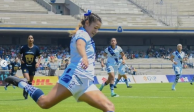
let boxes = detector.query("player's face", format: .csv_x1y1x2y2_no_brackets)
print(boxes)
111,38,117,46
28,36,34,44
177,45,182,51
85,20,101,37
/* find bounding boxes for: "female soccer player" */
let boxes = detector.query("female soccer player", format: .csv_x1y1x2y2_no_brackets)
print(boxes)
114,59,132,88
18,35,41,99
5,10,115,112
4,57,21,90
171,44,187,90
99,38,125,97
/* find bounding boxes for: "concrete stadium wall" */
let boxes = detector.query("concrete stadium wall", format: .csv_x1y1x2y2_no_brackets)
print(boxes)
64,0,84,16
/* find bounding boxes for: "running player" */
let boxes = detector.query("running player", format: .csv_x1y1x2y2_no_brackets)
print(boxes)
18,35,41,99
5,10,115,112
171,44,187,90
114,58,132,88
4,57,21,90
99,38,126,97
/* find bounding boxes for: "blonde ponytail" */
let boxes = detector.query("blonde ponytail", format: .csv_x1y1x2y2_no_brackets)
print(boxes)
69,22,83,37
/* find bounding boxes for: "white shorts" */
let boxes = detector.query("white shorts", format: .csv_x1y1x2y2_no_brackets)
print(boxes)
173,66,182,75
58,67,98,101
118,69,126,75
106,65,118,75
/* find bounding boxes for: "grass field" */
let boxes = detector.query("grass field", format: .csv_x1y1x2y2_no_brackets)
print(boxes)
0,83,194,112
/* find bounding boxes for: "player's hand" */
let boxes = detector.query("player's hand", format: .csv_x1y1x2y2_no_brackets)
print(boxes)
81,57,89,70
36,63,39,68
122,60,125,64
21,60,25,64
174,62,177,65
101,63,105,67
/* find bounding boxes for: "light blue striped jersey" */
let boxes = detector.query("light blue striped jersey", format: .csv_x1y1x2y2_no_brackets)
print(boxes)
172,51,185,67
104,46,123,66
69,27,95,80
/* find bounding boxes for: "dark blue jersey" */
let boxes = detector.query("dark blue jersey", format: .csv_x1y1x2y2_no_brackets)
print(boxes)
9,62,21,73
20,45,40,67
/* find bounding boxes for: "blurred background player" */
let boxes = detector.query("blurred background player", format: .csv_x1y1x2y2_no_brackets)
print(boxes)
5,10,115,112
170,44,187,90
4,57,21,90
18,35,41,99
100,38,126,97
114,57,132,88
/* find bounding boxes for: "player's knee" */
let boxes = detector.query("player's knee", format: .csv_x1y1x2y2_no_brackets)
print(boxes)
104,102,115,111
38,97,52,109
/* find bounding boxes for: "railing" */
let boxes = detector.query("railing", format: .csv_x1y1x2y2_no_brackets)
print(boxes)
127,64,173,69
130,0,178,26
34,0,53,12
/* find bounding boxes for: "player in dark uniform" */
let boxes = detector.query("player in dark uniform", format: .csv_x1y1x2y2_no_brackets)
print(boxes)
4,57,21,90
18,35,41,99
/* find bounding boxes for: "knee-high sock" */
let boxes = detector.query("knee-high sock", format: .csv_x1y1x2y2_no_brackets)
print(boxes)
18,81,44,102
124,79,129,86
110,84,114,93
173,74,180,86
114,79,119,86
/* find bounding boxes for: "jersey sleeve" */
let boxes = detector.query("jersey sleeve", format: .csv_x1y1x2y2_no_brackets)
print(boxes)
75,31,90,44
119,46,123,53
19,46,24,54
172,51,176,57
104,47,108,54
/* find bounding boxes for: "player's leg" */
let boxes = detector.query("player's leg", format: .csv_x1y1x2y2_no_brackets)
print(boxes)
22,68,30,99
190,77,194,85
14,78,72,109
99,66,113,91
4,83,11,90
114,74,121,88
172,67,181,90
79,90,115,112
123,74,132,88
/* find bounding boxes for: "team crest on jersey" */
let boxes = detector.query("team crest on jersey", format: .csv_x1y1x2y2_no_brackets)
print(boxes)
25,55,34,64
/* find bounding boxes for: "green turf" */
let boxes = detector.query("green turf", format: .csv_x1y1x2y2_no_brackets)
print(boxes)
0,83,194,112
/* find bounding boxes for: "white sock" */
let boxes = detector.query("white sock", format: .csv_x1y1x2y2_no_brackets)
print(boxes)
18,81,28,89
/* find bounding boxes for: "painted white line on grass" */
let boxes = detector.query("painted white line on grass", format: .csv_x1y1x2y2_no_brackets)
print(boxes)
115,96,194,99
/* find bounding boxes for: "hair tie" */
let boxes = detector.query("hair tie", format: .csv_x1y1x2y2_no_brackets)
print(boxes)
84,10,92,16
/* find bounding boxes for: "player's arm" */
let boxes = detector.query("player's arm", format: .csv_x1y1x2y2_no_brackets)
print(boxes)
76,39,88,69
120,52,126,64
18,46,24,64
183,53,188,62
36,47,41,68
170,53,177,65
101,53,107,67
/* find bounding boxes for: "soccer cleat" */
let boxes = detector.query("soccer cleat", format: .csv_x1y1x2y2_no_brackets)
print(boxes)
114,86,117,88
190,83,193,85
99,83,105,91
4,76,27,87
4,86,7,90
172,84,176,90
127,85,132,88
23,89,28,99
111,93,119,97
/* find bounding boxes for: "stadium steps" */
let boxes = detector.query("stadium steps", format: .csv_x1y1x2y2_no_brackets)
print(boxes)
0,0,48,14
70,0,163,26
0,13,79,25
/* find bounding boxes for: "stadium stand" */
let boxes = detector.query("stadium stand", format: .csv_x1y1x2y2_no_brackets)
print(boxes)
0,0,79,25
132,0,194,26
0,13,78,25
71,0,164,26
0,0,47,13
